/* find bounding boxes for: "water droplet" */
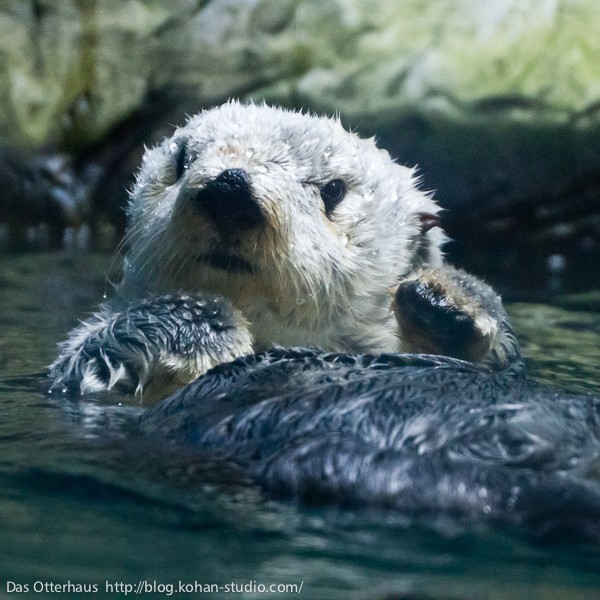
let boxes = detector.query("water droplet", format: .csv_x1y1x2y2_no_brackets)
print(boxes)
169,142,178,154
245,147,255,158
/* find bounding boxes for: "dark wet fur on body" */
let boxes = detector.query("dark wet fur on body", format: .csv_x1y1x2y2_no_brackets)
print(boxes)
141,348,600,545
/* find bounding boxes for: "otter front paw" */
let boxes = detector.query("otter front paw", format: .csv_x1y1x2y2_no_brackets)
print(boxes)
393,267,520,369
49,294,253,397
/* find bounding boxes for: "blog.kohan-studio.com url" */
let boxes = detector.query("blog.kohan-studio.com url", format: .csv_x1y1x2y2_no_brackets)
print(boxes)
107,581,304,595
5,580,304,595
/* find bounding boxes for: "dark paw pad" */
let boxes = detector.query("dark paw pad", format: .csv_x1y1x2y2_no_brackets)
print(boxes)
394,274,496,362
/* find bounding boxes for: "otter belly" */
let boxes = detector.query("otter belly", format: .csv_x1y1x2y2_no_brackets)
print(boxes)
244,302,400,355
140,348,600,545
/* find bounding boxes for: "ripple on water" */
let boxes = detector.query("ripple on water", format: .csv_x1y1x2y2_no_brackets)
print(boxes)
509,302,600,394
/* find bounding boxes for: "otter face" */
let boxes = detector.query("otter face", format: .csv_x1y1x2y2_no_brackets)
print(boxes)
123,101,445,353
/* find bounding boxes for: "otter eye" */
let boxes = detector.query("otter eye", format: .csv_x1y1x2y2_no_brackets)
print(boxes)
320,179,347,214
174,142,187,181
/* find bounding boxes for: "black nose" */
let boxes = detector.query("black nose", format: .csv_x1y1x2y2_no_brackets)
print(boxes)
194,168,264,235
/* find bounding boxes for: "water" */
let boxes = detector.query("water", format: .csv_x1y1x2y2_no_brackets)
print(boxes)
1,252,600,599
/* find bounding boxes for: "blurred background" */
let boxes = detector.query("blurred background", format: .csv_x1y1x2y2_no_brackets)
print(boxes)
1,0,600,297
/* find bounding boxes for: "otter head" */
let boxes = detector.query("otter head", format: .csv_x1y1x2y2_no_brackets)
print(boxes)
123,101,445,353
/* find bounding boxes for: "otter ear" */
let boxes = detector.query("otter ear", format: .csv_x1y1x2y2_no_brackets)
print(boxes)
418,212,440,234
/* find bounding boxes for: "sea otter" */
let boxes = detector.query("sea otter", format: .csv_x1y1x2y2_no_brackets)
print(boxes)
48,102,600,544
51,101,515,396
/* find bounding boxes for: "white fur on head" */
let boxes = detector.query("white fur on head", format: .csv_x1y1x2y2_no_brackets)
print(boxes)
122,100,445,353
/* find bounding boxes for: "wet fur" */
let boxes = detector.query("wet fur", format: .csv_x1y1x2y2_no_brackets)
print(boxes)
141,348,600,545
122,101,445,354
